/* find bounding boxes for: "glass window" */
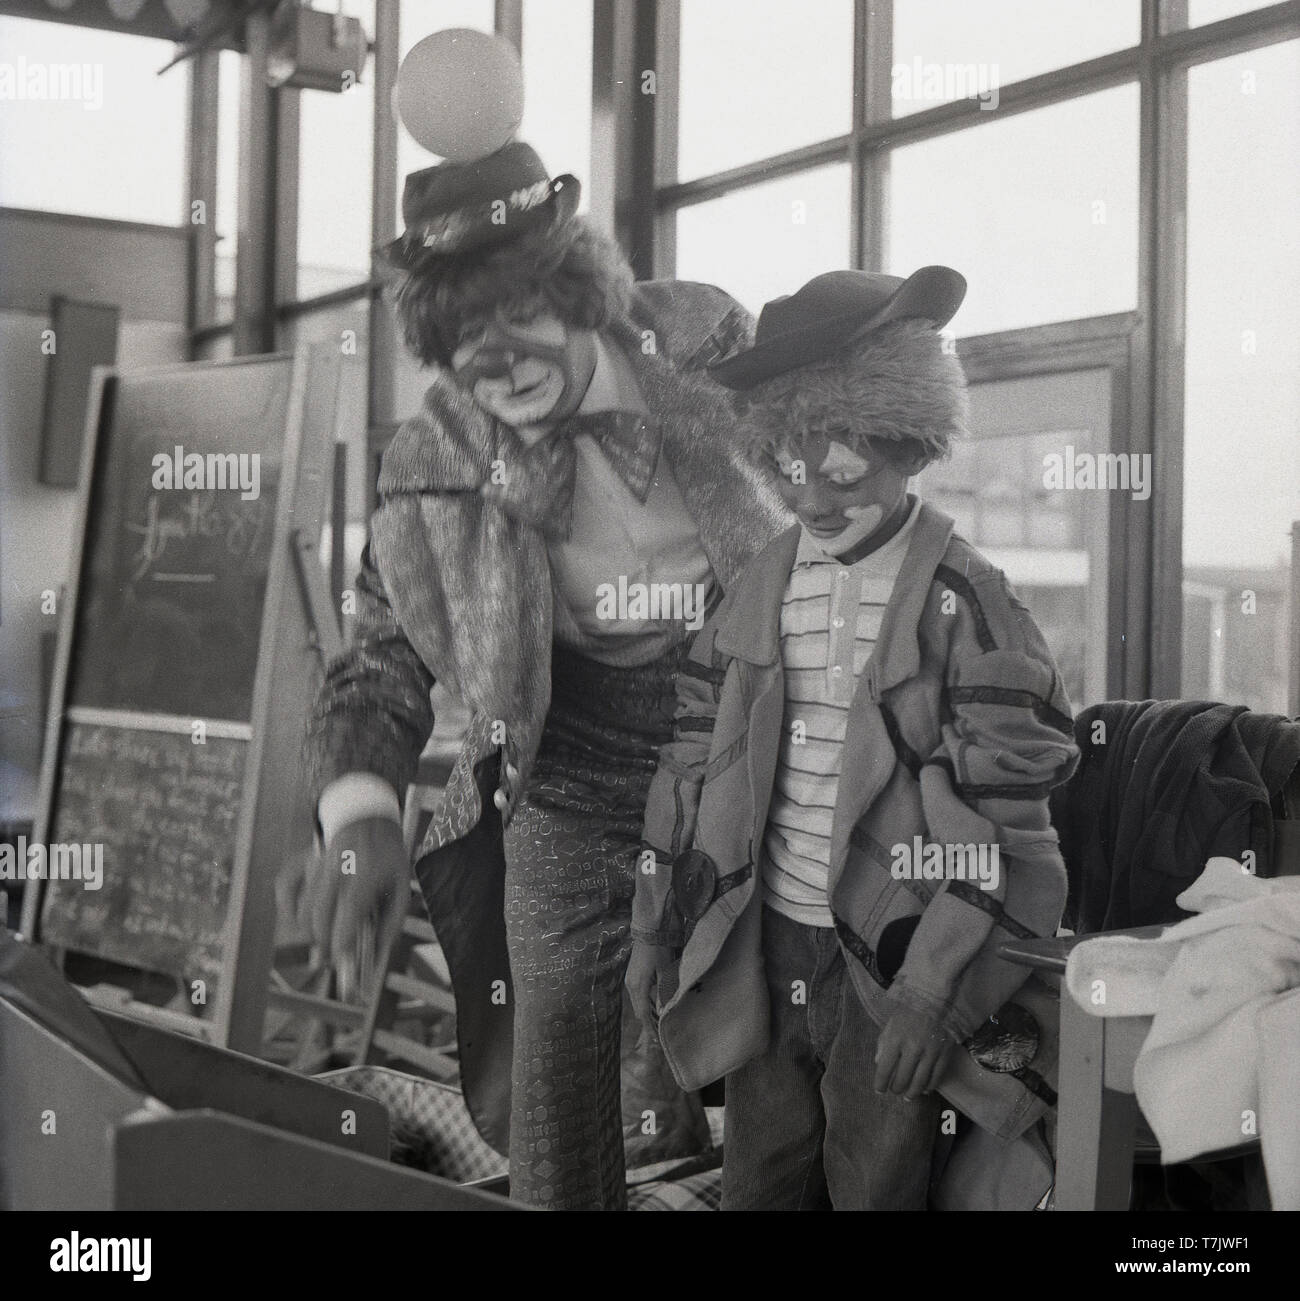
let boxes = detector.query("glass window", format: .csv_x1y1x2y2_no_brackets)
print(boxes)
885,84,1140,338
521,0,592,207
676,0,852,181
0,17,187,224
917,368,1113,709
674,165,851,316
214,49,241,322
1181,41,1300,713
396,0,495,228
1170,0,1283,29
297,0,375,299
890,1,1139,118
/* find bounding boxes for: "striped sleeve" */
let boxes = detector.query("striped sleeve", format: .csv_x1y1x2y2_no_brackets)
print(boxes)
886,565,1081,1037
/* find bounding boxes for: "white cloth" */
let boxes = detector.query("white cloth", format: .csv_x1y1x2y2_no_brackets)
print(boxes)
1064,857,1300,1207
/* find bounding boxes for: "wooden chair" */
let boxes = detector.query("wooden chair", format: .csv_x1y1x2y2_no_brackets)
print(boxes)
354,736,463,1083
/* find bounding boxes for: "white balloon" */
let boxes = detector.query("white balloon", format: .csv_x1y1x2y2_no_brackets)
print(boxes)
394,28,524,163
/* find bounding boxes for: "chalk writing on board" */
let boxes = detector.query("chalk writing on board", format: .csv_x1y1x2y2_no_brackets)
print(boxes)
41,722,247,986
65,365,287,723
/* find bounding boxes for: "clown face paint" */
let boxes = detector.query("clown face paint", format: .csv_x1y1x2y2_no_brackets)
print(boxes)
773,433,914,556
451,313,597,428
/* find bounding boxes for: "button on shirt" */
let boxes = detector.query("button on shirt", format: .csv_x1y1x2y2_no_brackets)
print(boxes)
762,498,921,927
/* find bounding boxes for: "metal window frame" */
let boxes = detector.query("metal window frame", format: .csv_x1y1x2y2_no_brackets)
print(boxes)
591,0,660,277
957,312,1142,701
188,1,1300,699
646,0,1299,701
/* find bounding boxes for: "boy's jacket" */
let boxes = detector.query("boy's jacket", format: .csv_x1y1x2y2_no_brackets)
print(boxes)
635,501,1080,1142
308,280,790,1151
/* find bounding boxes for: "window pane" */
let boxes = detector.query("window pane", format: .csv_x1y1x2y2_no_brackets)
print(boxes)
0,17,186,224
1181,41,1300,713
674,165,851,316
214,49,241,321
1174,0,1283,28
677,0,852,181
396,0,495,227
297,0,375,299
521,0,592,206
917,369,1113,710
890,0,1139,117
885,85,1139,337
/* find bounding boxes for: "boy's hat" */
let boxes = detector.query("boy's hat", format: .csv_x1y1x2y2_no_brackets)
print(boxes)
710,266,966,390
379,140,580,270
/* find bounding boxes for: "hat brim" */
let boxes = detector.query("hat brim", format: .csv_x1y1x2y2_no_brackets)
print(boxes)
710,265,967,390
376,174,582,271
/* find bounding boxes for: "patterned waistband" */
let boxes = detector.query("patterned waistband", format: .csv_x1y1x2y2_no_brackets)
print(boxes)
546,640,690,755
523,642,692,829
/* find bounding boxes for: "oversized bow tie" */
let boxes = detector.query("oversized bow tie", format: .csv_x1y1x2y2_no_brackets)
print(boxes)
480,410,663,540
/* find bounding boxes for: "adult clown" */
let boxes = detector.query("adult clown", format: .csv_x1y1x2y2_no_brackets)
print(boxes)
306,31,788,1209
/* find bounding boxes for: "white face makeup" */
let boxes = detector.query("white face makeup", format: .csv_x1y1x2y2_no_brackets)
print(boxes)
774,433,912,555
450,314,595,429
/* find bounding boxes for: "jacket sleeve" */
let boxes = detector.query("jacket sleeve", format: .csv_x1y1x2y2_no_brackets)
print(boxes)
632,280,756,375
306,540,436,810
681,287,755,374
632,613,729,948
887,567,1080,1040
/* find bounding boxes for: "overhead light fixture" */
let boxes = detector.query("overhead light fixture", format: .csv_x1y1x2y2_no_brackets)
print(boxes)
163,0,212,25
267,1,366,92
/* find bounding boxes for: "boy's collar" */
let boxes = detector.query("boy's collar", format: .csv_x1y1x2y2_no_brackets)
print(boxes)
795,494,920,568
715,499,955,686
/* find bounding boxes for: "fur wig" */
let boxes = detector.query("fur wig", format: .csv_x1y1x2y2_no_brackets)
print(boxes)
737,319,970,474
393,216,634,367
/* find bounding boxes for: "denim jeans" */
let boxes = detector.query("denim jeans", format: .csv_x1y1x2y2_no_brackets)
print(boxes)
722,904,941,1210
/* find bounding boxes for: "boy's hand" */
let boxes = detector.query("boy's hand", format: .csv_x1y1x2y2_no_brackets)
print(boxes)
873,1005,954,1100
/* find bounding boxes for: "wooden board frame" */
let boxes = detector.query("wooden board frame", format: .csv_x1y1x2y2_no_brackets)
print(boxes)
20,345,340,1055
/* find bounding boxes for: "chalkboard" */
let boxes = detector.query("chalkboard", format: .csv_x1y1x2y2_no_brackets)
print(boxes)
41,721,246,983
64,361,288,723
26,349,339,1049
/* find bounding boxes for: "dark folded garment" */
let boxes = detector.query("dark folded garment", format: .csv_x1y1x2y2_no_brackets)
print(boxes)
1049,700,1300,933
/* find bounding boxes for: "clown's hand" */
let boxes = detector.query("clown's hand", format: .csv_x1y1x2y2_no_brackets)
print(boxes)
305,816,410,990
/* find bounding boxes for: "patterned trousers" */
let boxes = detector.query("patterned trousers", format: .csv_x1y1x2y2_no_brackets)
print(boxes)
501,640,698,1210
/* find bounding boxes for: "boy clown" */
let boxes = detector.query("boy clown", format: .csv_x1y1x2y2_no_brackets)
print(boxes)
628,269,1079,1210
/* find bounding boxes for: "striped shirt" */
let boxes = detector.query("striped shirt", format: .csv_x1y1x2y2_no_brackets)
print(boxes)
763,499,921,926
